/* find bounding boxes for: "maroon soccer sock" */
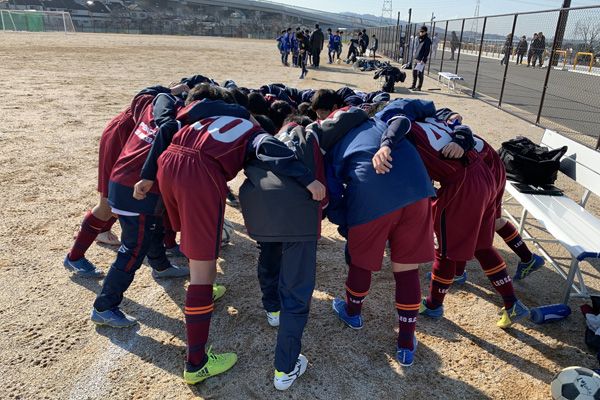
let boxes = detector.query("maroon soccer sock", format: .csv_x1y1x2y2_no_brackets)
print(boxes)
185,284,214,367
394,269,420,350
100,216,117,233
345,264,372,316
475,248,517,309
163,213,178,249
496,221,532,263
454,261,467,277
68,210,106,261
426,257,456,309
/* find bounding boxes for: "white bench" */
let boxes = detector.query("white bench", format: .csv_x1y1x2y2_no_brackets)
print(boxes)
503,129,600,304
437,72,464,91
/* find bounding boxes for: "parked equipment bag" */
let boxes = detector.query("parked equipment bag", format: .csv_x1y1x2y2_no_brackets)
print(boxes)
498,137,567,185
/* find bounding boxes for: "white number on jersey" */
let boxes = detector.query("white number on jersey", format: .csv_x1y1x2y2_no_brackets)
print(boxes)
192,116,253,143
416,118,485,152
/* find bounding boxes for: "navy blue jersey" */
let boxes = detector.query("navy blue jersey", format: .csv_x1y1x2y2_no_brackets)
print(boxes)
325,116,434,229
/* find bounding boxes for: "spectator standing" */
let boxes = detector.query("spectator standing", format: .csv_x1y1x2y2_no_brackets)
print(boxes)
361,28,369,55
431,32,440,59
409,25,432,92
310,24,324,68
450,31,459,60
537,32,546,67
516,35,527,64
527,33,538,67
500,33,513,66
370,34,378,59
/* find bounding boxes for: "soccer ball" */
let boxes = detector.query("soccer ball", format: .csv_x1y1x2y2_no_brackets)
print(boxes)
551,366,600,400
221,219,234,246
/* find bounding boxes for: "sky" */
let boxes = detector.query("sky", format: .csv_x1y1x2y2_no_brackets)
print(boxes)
266,0,600,22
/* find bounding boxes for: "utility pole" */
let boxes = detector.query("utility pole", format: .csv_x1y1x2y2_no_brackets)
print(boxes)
381,0,393,25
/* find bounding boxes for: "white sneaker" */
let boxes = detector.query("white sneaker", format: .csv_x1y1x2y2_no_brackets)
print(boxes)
266,311,280,327
273,354,308,391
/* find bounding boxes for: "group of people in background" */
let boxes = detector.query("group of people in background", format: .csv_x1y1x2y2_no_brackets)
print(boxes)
503,31,546,67
277,26,379,77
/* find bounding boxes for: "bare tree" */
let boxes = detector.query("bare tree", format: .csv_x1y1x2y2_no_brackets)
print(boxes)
573,19,600,54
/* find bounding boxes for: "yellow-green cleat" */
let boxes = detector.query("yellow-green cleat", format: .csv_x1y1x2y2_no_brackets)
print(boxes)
497,300,529,329
184,347,238,385
212,284,226,301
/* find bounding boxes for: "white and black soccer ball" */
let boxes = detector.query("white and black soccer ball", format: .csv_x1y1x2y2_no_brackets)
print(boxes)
551,366,600,400
221,219,234,246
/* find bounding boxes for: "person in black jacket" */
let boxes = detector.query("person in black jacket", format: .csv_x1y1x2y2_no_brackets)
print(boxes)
500,33,513,66
515,35,527,65
298,30,310,79
309,24,325,68
409,26,432,92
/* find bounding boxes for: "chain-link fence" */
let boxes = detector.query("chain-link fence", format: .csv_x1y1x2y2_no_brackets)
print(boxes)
366,5,600,149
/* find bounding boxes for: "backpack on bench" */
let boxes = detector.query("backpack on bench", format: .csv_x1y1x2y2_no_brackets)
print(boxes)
498,136,568,185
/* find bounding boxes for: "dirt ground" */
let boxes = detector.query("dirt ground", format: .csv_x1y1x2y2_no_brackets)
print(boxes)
1,32,599,400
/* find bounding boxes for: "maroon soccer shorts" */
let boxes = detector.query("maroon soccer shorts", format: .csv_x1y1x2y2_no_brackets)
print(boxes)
97,112,134,198
433,159,497,261
347,198,434,271
157,145,226,261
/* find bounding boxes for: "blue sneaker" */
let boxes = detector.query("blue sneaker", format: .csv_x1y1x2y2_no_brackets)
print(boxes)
418,298,444,319
425,271,467,285
332,298,363,330
152,264,189,279
497,300,529,329
91,307,137,328
165,244,184,257
513,254,545,280
63,255,103,278
397,335,418,367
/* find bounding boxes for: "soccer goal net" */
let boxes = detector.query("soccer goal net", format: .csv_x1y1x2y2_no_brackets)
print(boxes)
0,10,76,33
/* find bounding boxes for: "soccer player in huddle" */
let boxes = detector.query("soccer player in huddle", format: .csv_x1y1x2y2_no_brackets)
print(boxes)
64,83,188,277
375,99,529,329
310,90,435,367
133,83,326,385
433,108,545,282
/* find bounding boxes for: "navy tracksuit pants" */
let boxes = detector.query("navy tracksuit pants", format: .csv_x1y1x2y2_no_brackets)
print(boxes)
257,241,317,374
94,214,171,312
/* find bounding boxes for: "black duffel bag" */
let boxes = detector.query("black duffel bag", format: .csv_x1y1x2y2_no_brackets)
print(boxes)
498,137,568,185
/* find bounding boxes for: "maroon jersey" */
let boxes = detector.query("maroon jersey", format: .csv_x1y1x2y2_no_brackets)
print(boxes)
109,95,179,193
97,94,156,196
170,115,264,181
407,117,483,183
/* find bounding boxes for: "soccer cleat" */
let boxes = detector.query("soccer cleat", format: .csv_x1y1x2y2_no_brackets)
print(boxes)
226,190,240,208
183,347,238,385
274,354,308,391
396,335,418,367
497,300,529,329
152,264,189,279
165,244,184,257
513,254,545,280
418,298,444,319
95,230,120,246
426,271,467,285
63,255,104,278
332,298,363,330
91,307,137,328
212,284,226,302
266,311,280,327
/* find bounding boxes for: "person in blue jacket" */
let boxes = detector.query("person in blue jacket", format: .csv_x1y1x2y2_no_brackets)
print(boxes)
317,97,435,367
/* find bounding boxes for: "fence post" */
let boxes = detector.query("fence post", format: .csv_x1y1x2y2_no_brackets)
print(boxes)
395,12,401,61
498,14,518,107
537,10,564,124
439,20,449,72
455,18,465,75
427,21,436,75
472,17,487,97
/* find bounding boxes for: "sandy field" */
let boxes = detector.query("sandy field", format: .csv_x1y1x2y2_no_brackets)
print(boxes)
1,32,599,400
